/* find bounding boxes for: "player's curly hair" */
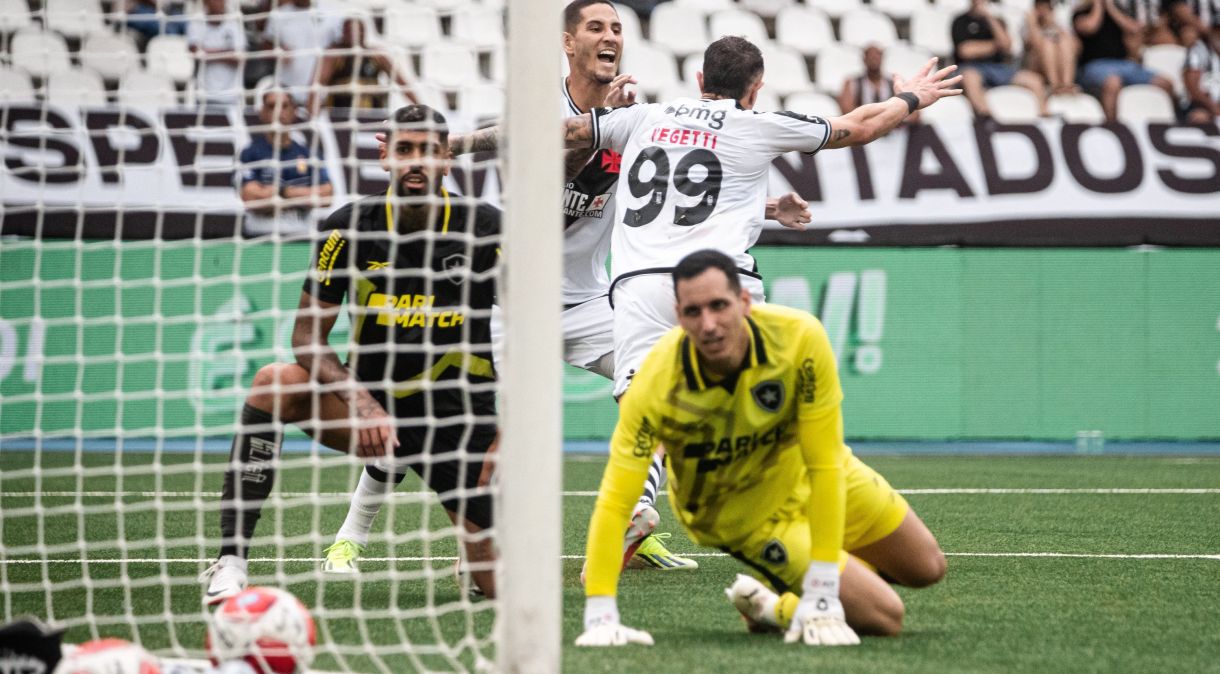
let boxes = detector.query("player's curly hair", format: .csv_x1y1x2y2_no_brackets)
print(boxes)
672,249,742,294
563,0,617,34
389,104,449,145
701,36,765,102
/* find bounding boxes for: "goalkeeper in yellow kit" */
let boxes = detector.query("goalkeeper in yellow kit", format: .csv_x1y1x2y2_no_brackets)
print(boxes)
577,249,947,647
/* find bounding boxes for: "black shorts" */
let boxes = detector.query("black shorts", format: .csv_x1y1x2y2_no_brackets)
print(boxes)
366,398,497,530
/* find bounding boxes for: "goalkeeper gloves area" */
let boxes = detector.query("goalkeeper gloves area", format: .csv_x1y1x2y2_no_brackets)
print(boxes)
783,561,860,647
574,596,654,647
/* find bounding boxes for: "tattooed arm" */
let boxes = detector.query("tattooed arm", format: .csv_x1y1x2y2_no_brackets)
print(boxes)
824,58,962,150
449,125,502,156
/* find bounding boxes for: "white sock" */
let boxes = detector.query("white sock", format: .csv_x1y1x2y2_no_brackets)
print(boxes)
335,469,392,546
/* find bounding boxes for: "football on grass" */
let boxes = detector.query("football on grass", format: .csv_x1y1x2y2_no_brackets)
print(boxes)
207,587,316,674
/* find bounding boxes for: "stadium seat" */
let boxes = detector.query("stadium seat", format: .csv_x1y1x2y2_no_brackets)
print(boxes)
839,9,899,49
883,41,935,80
682,55,702,87
933,0,971,14
44,0,107,39
659,82,701,103
10,28,73,81
0,67,35,103
816,0,863,19
709,9,769,44
383,4,442,50
459,83,504,120
986,84,1040,123
81,31,142,83
758,45,813,97
1000,0,1034,11
872,0,918,20
421,42,483,89
145,35,195,84
612,3,645,45
46,67,107,107
737,0,793,19
1142,44,1186,95
910,7,955,57
918,92,973,123
775,6,834,57
452,7,506,50
674,0,734,10
1047,93,1106,124
783,91,842,118
1117,84,1176,124
754,86,781,112
415,0,472,13
0,0,33,33
118,70,179,109
813,43,863,95
649,3,711,58
622,40,680,95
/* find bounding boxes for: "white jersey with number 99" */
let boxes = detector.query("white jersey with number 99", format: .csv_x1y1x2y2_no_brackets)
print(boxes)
591,97,831,280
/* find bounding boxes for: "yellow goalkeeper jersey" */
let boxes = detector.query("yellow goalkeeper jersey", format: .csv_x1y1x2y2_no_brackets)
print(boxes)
585,302,850,597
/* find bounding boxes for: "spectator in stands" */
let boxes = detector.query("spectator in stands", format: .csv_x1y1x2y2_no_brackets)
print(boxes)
1121,0,1177,47
953,0,1048,118
1074,0,1175,122
187,0,247,107
838,44,920,123
306,16,417,117
261,0,345,106
1180,24,1220,121
1024,0,1080,95
125,0,187,51
238,90,333,237
1163,0,1218,43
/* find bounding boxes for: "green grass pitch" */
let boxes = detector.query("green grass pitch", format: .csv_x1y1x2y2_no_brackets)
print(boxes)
2,452,1219,672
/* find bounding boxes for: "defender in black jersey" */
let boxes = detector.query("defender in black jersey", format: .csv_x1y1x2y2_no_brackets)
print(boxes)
201,105,500,604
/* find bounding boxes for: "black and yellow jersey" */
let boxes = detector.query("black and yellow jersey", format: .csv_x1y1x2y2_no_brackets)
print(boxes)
303,190,499,419
584,302,850,596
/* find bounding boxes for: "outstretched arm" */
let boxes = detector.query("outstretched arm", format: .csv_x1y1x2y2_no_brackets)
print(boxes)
824,58,961,149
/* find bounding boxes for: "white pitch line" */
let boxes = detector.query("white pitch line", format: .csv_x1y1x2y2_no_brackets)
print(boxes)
4,552,1219,565
4,488,1220,499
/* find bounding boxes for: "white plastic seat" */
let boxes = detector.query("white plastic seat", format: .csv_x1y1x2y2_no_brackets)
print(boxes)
459,82,504,120
871,0,919,20
383,4,442,50
46,67,107,107
783,91,841,118
146,35,196,84
919,93,974,123
118,70,179,109
840,8,898,49
648,3,710,58
0,0,34,33
933,0,971,14
451,7,505,50
753,86,781,112
910,7,955,57
421,41,482,89
611,3,645,45
815,0,862,19
737,0,794,19
1142,44,1186,95
759,44,813,97
775,5,834,57
883,42,935,81
986,84,1040,123
659,82,701,103
10,28,73,80
44,0,107,38
415,0,472,13
0,67,35,103
708,8,769,44
80,31,142,82
1116,84,1176,124
682,55,702,87
621,40,680,95
673,0,733,10
1047,93,1105,124
814,43,862,95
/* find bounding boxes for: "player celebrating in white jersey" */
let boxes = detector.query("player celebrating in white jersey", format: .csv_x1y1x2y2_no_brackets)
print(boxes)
562,35,962,398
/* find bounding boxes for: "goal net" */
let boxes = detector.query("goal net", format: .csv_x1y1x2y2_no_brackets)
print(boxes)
0,1,560,672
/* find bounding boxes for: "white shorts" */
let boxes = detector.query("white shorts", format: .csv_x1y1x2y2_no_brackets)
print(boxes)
490,295,615,380
610,272,765,398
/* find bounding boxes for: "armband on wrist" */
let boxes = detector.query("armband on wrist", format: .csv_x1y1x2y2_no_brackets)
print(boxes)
896,92,919,115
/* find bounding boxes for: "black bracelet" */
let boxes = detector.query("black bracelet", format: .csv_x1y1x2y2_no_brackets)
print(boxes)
896,92,919,115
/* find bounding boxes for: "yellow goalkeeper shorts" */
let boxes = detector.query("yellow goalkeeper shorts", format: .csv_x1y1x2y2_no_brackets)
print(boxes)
719,454,909,594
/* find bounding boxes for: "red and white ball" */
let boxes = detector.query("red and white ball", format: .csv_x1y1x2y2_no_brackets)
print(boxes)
57,638,161,674
207,587,315,674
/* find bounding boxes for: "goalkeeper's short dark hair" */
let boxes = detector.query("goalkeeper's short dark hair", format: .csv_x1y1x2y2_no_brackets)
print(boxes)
672,249,742,294
701,36,765,101
563,0,617,33
389,104,449,146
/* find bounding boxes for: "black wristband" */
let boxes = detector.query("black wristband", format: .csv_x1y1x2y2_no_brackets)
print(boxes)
896,92,919,115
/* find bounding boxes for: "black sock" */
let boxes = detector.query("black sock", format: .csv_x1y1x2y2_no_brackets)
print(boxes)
366,462,408,486
218,403,282,559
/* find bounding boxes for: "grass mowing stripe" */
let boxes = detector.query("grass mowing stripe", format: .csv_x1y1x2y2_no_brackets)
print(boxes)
6,488,1220,498
7,552,1219,564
